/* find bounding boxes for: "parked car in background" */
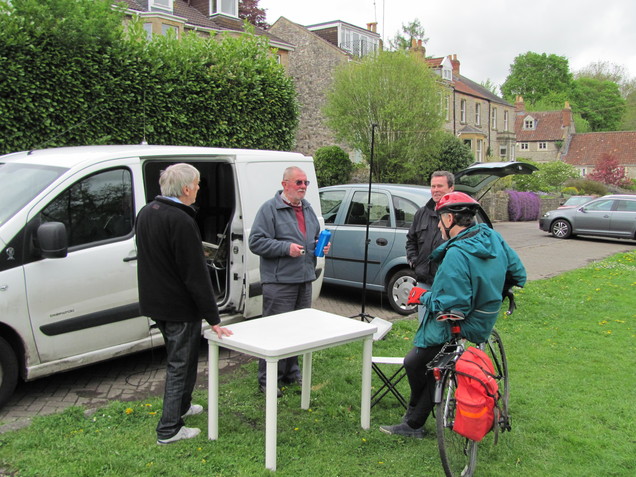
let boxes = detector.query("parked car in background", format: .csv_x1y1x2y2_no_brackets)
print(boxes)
558,195,596,209
539,194,636,240
319,161,537,315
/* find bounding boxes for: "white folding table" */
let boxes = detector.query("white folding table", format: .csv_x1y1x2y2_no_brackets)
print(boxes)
204,308,377,471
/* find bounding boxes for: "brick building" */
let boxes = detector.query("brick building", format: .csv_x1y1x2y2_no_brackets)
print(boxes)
562,131,636,179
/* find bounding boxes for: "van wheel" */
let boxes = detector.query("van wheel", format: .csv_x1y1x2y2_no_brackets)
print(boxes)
387,269,417,315
0,336,19,409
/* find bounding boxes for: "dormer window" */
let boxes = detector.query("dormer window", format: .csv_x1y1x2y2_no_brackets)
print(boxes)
523,116,536,130
211,0,238,17
149,0,173,13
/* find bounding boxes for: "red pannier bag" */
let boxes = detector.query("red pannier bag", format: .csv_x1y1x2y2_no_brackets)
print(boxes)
452,347,499,441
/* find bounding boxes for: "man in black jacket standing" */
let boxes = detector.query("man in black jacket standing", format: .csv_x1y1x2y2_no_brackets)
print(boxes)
406,171,454,304
136,163,232,445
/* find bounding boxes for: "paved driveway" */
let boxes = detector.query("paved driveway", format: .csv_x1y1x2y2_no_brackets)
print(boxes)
1,221,633,432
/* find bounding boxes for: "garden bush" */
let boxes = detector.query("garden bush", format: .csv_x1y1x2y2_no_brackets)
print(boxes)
507,190,541,221
0,0,297,154
314,145,352,187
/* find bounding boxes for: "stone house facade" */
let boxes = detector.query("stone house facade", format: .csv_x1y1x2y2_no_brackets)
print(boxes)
269,18,381,156
426,53,517,162
513,97,575,163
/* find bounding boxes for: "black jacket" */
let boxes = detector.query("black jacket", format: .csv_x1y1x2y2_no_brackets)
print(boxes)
405,199,445,285
135,197,220,325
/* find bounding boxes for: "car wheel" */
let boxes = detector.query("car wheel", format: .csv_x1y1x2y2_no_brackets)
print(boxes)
0,336,19,409
387,268,417,315
550,219,572,239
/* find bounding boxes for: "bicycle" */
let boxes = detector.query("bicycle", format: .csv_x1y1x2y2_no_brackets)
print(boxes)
427,291,516,477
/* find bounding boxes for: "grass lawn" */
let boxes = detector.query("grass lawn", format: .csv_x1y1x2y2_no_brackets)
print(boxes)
0,251,634,476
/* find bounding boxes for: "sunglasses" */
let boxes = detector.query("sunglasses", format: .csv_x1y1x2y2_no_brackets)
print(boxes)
286,180,310,186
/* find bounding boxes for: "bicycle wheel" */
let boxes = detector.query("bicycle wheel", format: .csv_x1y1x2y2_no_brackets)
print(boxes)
485,329,510,431
436,371,478,477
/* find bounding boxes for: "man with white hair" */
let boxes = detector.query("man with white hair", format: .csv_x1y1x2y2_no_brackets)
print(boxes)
136,163,232,445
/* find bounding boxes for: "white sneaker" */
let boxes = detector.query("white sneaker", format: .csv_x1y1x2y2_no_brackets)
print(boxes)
182,404,204,418
157,426,201,445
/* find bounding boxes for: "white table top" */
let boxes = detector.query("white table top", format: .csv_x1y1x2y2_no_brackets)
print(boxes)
204,308,376,357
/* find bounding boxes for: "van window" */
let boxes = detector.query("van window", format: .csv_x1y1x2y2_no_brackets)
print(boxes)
0,163,66,225
40,168,134,247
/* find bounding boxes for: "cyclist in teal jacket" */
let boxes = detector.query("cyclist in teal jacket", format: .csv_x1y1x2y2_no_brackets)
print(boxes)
381,192,526,438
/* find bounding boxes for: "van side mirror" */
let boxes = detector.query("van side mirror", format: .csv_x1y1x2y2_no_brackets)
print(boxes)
37,222,68,258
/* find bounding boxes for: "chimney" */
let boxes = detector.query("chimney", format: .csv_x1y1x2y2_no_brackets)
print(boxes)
562,101,572,127
515,95,525,112
366,22,377,33
450,54,460,75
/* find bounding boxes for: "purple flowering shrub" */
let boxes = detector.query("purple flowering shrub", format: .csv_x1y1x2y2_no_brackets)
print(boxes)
507,190,541,221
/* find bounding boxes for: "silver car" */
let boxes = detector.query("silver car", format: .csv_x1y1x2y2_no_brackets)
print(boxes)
319,162,537,315
539,194,636,240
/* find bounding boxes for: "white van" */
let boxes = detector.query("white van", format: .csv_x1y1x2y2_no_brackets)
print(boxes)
0,145,324,407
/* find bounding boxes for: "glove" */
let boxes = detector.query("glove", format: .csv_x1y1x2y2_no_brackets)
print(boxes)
407,286,427,305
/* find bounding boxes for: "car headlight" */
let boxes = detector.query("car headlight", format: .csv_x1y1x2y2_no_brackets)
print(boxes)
543,212,552,218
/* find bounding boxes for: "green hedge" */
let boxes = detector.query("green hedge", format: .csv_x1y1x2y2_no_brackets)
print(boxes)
0,0,298,154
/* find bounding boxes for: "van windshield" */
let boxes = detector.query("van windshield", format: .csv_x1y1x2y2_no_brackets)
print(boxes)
0,162,67,225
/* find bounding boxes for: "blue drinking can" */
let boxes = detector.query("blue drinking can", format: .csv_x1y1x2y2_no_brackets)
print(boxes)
315,229,331,257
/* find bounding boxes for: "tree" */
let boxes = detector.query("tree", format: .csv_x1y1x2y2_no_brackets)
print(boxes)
239,0,268,29
323,50,443,183
575,60,636,98
501,52,573,105
387,19,428,51
570,77,626,131
513,160,579,192
587,154,631,188
480,79,499,96
313,146,353,187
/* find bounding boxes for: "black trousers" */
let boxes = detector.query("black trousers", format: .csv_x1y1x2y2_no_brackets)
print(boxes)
257,282,312,386
403,344,444,429
155,320,202,439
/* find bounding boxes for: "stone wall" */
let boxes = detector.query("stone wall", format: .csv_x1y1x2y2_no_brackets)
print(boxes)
481,191,561,222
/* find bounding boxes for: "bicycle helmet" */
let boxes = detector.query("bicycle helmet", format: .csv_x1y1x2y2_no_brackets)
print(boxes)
435,192,480,214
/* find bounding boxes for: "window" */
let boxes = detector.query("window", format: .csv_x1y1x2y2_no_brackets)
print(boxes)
149,0,173,12
476,140,483,162
520,143,529,150
143,23,153,39
319,190,346,224
392,195,419,228
475,103,481,126
211,0,238,17
460,100,467,123
524,117,535,129
499,146,507,157
445,95,451,121
491,108,497,129
538,142,547,150
616,200,636,212
503,110,509,131
161,24,178,38
40,169,134,248
585,199,614,212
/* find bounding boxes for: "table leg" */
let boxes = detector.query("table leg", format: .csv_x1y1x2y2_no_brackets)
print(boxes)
360,336,372,430
265,359,278,471
301,352,312,410
208,342,219,440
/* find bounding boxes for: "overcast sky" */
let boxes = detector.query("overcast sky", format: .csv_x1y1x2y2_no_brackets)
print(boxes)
259,0,636,91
